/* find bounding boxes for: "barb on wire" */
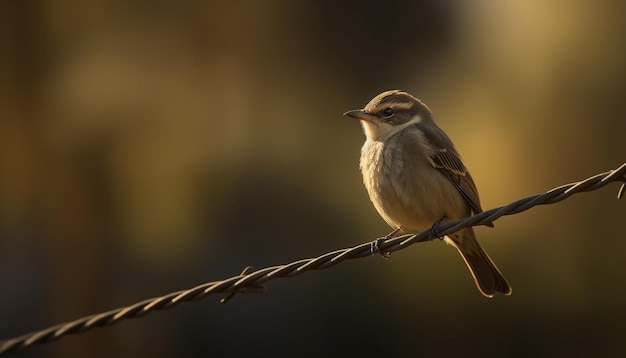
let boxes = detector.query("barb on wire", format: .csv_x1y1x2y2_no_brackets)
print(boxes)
1,163,625,355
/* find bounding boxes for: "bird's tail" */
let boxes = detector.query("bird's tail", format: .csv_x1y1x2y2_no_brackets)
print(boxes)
446,228,512,298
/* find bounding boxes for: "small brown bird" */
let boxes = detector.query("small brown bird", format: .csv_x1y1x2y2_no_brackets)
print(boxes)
344,90,511,298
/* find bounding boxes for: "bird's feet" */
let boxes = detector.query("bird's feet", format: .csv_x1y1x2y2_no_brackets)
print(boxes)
429,217,447,241
371,228,400,258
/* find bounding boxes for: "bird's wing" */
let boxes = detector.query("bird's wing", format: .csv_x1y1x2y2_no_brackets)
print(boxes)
415,122,487,218
431,148,484,215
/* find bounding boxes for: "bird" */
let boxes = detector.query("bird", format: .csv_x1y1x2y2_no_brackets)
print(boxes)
344,90,511,298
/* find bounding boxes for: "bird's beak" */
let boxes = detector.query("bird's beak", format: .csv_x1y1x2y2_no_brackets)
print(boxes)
343,109,377,122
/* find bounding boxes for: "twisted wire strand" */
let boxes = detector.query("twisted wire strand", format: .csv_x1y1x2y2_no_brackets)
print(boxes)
1,163,624,355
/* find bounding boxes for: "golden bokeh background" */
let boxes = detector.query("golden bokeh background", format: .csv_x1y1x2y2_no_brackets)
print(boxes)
1,1,625,357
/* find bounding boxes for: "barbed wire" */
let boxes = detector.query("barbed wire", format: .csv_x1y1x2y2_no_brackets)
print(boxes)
1,163,624,355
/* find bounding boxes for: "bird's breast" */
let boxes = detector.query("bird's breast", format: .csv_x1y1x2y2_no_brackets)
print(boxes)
359,135,467,232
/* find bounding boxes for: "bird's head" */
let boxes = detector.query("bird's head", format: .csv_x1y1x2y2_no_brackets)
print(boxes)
344,90,432,142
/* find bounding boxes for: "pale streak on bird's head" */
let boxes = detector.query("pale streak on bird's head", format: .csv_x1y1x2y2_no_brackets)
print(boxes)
357,90,433,142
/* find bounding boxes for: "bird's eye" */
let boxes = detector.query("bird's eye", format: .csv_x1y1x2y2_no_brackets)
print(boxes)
382,108,394,117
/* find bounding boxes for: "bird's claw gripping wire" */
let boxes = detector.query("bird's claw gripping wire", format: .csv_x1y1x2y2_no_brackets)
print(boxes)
429,217,447,241
371,239,390,259
371,228,401,258
220,266,266,303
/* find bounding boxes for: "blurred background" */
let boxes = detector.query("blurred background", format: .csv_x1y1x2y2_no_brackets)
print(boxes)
1,1,625,357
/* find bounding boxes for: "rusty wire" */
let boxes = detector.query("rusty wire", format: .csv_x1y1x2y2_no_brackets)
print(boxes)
1,163,625,355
